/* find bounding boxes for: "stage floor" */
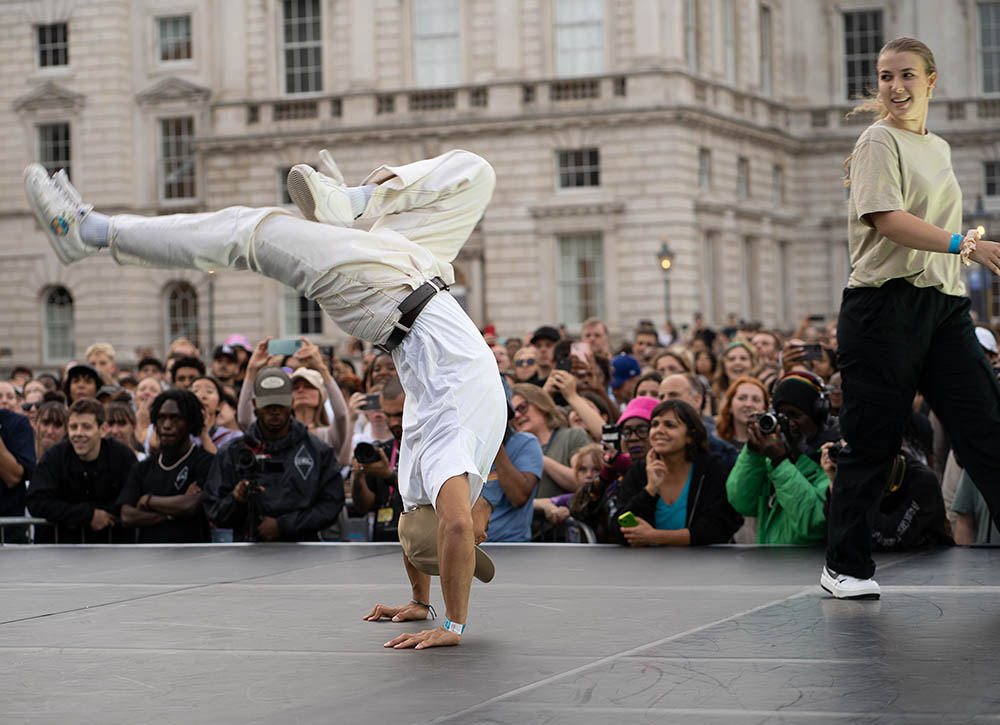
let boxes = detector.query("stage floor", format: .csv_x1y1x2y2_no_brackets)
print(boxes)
1,543,997,724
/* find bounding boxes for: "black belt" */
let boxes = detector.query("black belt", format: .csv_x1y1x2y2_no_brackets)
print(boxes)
377,276,450,353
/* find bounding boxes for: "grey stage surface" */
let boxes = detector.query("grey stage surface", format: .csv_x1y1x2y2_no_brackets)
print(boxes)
1,544,997,724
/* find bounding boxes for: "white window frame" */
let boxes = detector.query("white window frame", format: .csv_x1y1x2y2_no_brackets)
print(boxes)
164,281,199,353
685,0,699,73
37,122,71,178
281,285,324,336
698,147,712,191
759,4,773,96
43,286,75,363
557,233,605,327
723,0,737,85
159,117,196,202
986,160,1000,197
281,0,323,95
982,2,1000,95
157,14,193,63
412,0,461,88
557,148,600,189
36,22,69,69
843,9,883,100
737,156,750,199
554,0,604,77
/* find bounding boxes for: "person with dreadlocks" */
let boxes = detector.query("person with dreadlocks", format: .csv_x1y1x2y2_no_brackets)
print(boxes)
117,389,214,543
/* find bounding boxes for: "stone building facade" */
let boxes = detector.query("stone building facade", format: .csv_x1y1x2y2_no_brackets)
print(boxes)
1,0,999,371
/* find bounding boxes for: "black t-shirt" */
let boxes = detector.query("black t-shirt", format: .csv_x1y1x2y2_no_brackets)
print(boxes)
0,410,35,517
116,446,215,543
367,439,404,542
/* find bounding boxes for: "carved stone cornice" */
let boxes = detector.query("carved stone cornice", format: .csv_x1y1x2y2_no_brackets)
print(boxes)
136,77,211,107
528,200,624,218
13,82,84,113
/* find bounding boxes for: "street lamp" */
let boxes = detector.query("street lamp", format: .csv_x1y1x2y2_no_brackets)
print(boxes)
657,238,675,324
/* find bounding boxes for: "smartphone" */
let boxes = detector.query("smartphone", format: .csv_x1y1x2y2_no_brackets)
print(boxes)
799,343,823,361
601,424,620,449
617,511,639,528
361,393,381,411
808,314,825,322
268,338,303,356
570,341,590,361
555,357,573,372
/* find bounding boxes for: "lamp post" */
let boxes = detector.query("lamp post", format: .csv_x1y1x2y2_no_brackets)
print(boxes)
657,238,675,325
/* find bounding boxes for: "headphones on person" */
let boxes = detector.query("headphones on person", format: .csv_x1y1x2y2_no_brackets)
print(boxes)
779,371,831,424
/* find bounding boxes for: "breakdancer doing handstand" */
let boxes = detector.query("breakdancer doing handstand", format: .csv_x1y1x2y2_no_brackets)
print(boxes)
24,148,506,649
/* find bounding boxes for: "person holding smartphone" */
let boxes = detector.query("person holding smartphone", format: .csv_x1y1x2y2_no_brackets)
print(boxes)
610,400,740,547
822,37,1000,600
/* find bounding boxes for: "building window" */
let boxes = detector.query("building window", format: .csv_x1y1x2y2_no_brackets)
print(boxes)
698,148,712,190
759,5,773,96
557,148,600,188
160,117,195,200
558,233,604,326
778,240,791,326
555,0,604,77
987,161,1000,196
413,0,461,88
772,164,784,204
38,123,71,178
37,23,68,67
278,167,293,205
282,0,322,94
742,237,757,319
685,0,699,73
983,2,1000,94
843,9,883,99
44,286,74,361
723,0,737,84
702,231,719,323
158,15,192,62
165,281,199,351
282,286,323,335
737,156,750,199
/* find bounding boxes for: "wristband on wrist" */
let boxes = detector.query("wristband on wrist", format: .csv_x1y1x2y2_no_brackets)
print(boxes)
410,599,436,619
949,233,963,254
442,618,465,635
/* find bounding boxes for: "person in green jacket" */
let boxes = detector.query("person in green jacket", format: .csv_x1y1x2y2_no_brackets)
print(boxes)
725,372,839,545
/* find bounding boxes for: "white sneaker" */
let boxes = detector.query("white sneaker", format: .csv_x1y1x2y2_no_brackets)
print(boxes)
820,565,880,600
286,152,354,227
23,164,96,265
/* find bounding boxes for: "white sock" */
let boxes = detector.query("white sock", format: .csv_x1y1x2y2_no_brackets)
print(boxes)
79,211,110,247
347,184,376,218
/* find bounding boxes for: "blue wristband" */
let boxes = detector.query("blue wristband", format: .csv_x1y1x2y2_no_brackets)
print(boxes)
949,233,963,254
442,618,465,635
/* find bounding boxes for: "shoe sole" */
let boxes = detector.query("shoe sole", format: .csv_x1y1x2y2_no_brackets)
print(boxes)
24,166,76,265
287,166,318,222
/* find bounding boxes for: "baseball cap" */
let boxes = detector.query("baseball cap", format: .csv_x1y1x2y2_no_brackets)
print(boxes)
398,505,495,583
617,395,659,425
213,344,238,361
975,326,998,354
610,354,642,388
224,334,252,351
530,325,560,344
253,367,293,408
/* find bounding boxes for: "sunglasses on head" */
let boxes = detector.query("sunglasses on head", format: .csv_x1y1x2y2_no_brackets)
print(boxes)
514,358,536,367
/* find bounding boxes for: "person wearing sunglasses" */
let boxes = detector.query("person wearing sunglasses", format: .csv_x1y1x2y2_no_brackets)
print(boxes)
512,346,540,384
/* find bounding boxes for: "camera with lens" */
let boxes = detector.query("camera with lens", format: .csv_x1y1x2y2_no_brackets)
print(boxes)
234,445,284,489
753,411,788,436
827,442,844,463
354,441,381,465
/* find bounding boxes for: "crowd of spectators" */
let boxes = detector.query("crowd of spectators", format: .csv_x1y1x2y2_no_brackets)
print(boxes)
0,309,990,550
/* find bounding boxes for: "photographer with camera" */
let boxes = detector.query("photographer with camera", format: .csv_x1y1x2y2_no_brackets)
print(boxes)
350,376,405,541
203,367,344,542
725,372,838,546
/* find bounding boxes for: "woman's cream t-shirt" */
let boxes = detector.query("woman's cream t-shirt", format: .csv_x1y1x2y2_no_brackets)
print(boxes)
847,118,964,295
